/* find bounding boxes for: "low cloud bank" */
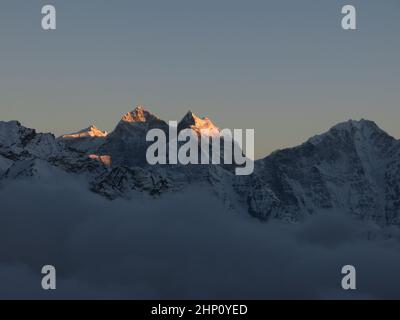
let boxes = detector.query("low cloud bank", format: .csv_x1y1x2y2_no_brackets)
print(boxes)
0,179,399,299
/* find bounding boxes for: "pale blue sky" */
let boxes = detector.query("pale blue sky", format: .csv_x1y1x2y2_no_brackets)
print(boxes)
0,0,399,158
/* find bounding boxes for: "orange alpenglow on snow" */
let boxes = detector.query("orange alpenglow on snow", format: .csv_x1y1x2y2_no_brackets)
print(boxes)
179,111,220,137
121,105,161,123
61,125,108,139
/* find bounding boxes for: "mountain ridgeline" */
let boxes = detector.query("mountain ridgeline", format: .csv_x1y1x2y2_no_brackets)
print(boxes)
1,106,400,226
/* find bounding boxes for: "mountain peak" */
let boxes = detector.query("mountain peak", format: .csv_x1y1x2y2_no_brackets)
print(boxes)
308,119,394,148
178,110,220,136
183,110,196,118
61,125,108,139
0,120,36,148
121,105,161,123
330,119,379,132
0,120,21,127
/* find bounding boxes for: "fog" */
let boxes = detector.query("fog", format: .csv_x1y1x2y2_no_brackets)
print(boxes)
0,179,399,299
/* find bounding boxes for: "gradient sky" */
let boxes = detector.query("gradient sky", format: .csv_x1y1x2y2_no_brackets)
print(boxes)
0,0,399,158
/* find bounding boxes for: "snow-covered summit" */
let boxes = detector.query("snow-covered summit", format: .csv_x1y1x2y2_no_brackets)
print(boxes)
61,125,108,139
309,119,393,145
178,111,220,136
59,125,108,154
241,119,400,225
0,120,60,159
121,105,165,125
98,106,168,167
0,120,35,148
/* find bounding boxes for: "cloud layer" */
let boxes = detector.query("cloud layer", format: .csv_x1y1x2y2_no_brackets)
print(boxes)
0,178,399,299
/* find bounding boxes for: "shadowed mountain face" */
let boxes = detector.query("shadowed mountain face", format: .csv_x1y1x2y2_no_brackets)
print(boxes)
1,109,400,226
243,120,400,224
98,106,169,167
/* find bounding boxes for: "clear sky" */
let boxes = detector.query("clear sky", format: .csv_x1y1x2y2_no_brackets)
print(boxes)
0,0,399,158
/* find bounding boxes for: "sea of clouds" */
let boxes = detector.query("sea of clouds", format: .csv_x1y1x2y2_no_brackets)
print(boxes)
0,177,400,299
